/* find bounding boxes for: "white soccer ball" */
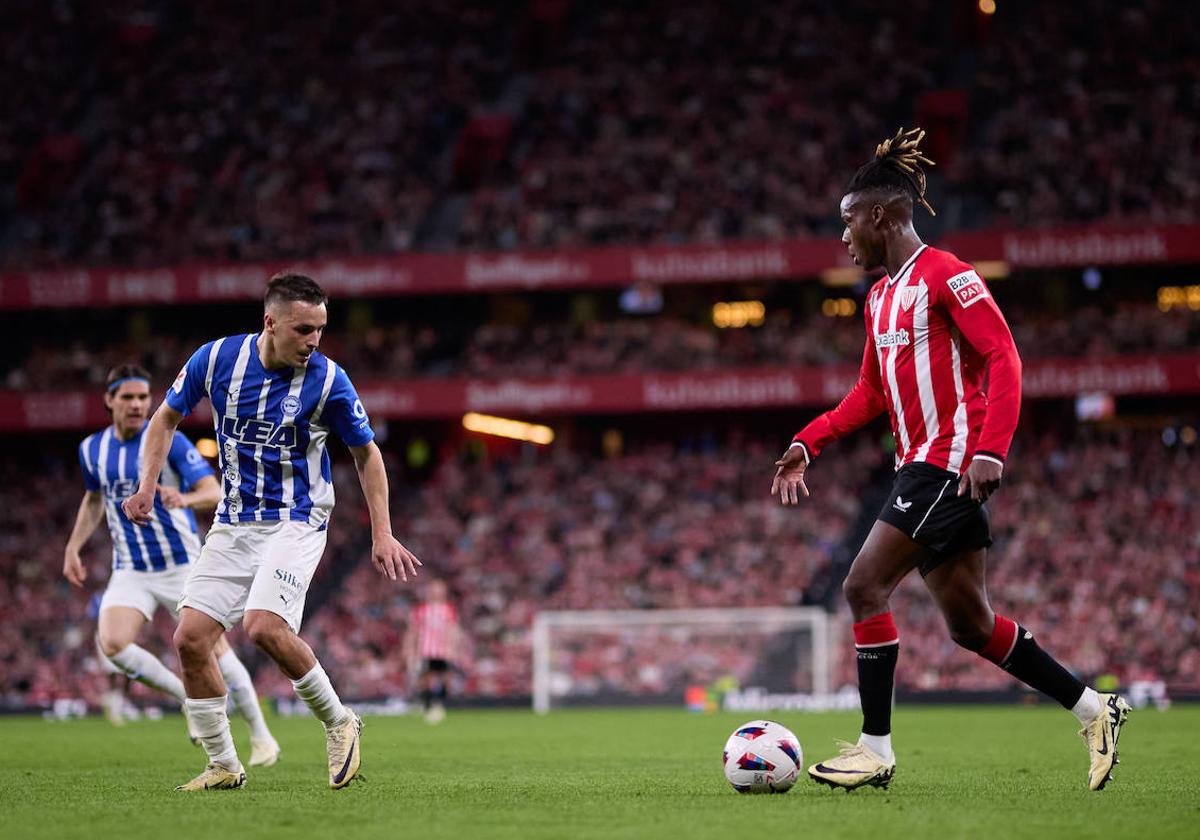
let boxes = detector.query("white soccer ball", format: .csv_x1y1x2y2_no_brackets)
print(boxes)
722,719,803,794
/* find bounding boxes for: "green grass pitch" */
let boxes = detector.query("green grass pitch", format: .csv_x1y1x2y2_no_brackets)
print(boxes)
2,705,1197,839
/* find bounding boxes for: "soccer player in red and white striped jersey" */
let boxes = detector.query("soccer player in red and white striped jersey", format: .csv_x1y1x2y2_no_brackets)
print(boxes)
404,579,462,723
772,129,1129,793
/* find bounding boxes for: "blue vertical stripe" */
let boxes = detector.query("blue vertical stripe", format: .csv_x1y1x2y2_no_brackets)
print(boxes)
109,437,147,572
151,497,190,566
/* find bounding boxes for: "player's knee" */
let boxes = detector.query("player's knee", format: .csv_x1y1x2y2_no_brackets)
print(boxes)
173,625,212,664
946,619,991,652
244,613,288,652
96,631,126,659
842,574,885,616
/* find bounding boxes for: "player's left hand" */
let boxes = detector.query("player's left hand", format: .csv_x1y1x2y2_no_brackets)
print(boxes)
157,484,185,508
371,534,422,582
958,458,1003,503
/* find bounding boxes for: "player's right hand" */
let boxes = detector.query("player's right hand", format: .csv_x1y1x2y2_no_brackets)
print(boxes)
122,489,155,525
771,445,811,505
63,550,87,587
371,534,423,582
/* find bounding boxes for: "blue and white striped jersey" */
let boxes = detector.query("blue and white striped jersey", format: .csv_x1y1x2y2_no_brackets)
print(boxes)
78,427,212,571
166,333,374,528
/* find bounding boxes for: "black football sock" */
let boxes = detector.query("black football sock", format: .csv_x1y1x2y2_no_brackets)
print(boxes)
979,615,1085,708
854,613,900,736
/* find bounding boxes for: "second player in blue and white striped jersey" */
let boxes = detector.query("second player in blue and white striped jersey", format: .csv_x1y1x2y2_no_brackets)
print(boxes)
78,422,212,571
165,332,372,528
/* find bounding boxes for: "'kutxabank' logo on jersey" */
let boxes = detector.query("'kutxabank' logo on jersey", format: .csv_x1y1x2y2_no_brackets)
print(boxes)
875,330,911,348
221,416,297,448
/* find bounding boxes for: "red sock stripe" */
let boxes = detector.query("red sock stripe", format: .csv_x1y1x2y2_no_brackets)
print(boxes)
981,615,1019,664
853,612,899,648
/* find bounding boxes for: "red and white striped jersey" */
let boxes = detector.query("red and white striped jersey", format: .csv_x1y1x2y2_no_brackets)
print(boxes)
412,603,459,660
794,245,1022,474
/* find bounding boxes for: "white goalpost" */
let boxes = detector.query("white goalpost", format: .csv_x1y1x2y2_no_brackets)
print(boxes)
531,607,832,714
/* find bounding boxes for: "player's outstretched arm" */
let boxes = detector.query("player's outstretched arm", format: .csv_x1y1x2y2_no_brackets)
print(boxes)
771,443,811,505
63,491,104,587
122,403,183,525
349,440,422,582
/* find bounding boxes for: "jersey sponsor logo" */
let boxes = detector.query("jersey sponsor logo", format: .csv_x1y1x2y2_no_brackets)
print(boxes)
900,287,918,311
220,415,297,448
351,398,371,431
947,271,990,308
104,478,138,500
185,448,204,465
875,330,911,348
281,395,302,417
172,368,187,394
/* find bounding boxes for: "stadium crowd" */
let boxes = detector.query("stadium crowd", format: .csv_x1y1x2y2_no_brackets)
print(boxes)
6,298,1195,391
4,1,1198,266
7,425,1196,710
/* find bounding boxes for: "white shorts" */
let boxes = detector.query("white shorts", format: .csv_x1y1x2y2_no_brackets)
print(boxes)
100,565,192,621
179,520,328,633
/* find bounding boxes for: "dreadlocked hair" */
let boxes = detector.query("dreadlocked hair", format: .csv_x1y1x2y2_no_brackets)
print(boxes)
846,127,937,216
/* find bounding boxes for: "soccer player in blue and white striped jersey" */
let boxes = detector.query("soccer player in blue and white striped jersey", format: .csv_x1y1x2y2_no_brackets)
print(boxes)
124,273,421,792
64,365,279,765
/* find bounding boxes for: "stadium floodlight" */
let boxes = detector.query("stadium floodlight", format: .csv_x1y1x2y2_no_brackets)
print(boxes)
462,412,554,444
531,607,831,714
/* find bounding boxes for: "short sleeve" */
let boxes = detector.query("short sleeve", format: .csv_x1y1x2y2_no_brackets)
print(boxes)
168,432,215,490
165,342,215,417
324,365,374,447
78,441,100,492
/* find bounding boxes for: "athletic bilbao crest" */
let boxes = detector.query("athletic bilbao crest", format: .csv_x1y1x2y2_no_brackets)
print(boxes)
900,286,918,311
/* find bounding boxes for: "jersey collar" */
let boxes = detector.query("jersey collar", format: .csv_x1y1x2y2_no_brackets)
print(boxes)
886,244,927,287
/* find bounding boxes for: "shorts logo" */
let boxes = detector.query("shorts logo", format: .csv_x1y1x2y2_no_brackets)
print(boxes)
900,287,918,311
281,395,302,417
947,271,990,308
893,496,913,512
274,568,302,588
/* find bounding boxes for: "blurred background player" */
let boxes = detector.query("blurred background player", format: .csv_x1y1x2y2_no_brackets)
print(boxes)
772,129,1129,793
404,579,463,724
64,364,280,765
124,273,422,791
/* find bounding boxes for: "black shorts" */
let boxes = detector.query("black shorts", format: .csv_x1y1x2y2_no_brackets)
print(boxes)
423,658,450,673
876,462,992,577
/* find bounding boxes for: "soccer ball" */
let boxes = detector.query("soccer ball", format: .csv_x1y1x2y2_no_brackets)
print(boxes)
722,719,802,794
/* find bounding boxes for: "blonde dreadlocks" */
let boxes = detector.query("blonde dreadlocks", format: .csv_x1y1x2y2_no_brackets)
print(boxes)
847,127,937,216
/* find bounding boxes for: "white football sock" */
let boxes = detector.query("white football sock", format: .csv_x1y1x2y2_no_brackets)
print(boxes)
858,732,894,763
185,696,241,770
1071,687,1104,724
291,662,348,727
218,649,272,740
107,643,186,703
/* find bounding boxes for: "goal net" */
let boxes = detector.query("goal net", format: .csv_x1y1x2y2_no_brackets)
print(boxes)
531,607,833,713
